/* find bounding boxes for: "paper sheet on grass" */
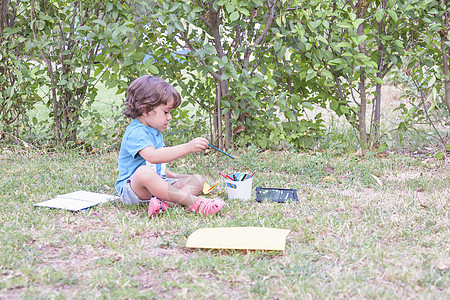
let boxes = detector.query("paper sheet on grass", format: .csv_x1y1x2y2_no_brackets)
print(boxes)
34,190,116,211
186,227,290,251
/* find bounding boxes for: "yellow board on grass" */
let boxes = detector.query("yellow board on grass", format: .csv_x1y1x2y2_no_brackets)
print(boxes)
186,227,290,251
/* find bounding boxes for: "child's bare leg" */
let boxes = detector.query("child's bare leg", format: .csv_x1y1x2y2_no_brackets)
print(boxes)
130,166,197,209
163,174,204,207
173,174,204,196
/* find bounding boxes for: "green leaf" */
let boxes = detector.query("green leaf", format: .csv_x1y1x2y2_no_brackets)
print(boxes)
336,42,352,48
285,110,296,120
375,9,385,23
274,40,282,52
352,18,364,29
302,102,314,110
148,64,158,74
230,11,239,22
94,65,103,77
169,3,181,12
305,69,316,81
328,58,344,66
394,40,403,49
446,144,450,152
386,10,398,22
174,20,184,31
76,25,91,32
112,29,120,39
373,76,384,84
93,19,107,27
356,35,367,44
321,69,333,79
435,151,444,160
316,36,328,45
266,78,277,87
205,44,217,55
167,23,175,35
225,4,234,13
237,7,250,16
377,142,388,153
123,58,133,67
340,106,349,114
427,75,436,88
277,46,287,59
365,60,378,68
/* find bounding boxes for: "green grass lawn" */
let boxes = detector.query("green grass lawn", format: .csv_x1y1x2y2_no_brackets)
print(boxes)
0,147,448,298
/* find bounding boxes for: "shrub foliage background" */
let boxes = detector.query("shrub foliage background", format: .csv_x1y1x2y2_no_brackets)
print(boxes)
0,0,448,151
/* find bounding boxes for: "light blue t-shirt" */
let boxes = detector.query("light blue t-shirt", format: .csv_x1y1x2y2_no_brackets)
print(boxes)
115,118,166,196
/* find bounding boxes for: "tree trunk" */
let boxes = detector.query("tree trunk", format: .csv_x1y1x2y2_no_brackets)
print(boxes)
31,0,61,145
356,0,370,148
224,110,232,148
373,83,382,145
0,0,8,86
207,3,232,149
359,75,368,147
214,82,223,149
372,1,387,146
441,25,450,114
444,57,450,114
0,0,8,38
219,80,232,148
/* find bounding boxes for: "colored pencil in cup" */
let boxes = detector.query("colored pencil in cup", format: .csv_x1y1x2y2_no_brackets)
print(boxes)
218,171,234,181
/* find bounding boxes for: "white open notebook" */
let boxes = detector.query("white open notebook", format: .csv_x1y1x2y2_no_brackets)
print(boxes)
34,190,116,211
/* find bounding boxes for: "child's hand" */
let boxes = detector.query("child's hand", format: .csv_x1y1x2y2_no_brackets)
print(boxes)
188,137,209,153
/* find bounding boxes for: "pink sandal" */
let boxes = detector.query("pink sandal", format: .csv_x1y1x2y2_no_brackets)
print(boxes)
190,197,225,216
148,197,169,217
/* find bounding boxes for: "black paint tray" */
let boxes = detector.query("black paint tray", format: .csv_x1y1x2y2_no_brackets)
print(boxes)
255,187,298,203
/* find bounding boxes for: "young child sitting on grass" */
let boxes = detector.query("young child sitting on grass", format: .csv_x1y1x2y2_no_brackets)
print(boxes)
115,75,225,217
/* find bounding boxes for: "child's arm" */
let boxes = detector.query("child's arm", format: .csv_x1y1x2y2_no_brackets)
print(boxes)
139,137,208,164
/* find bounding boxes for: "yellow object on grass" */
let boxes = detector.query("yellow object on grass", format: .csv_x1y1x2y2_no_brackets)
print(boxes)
202,181,219,194
186,227,290,251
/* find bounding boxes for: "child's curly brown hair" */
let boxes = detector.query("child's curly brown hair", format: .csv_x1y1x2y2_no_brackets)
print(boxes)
123,75,181,118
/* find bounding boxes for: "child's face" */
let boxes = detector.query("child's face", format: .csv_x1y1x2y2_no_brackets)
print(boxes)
139,98,174,132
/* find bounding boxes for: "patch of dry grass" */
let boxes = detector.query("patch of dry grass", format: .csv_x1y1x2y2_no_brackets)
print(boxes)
0,148,448,299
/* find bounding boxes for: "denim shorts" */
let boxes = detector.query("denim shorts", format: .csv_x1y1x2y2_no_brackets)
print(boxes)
119,178,179,205
119,180,151,205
